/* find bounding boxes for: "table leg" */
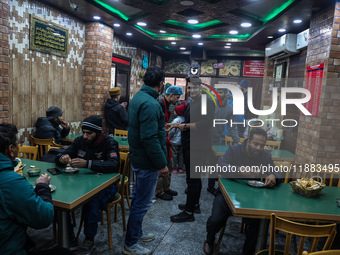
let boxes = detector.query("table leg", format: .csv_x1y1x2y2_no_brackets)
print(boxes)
255,219,270,252
57,210,70,249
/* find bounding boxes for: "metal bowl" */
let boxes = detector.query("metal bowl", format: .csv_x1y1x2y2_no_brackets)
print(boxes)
27,168,41,177
63,166,79,174
247,180,265,188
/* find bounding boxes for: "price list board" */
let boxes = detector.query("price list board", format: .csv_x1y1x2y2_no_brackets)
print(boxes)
242,60,264,77
305,63,324,116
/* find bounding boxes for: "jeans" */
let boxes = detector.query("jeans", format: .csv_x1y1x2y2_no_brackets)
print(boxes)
125,167,159,246
83,185,117,239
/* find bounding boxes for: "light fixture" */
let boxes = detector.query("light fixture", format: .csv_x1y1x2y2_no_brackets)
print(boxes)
93,16,101,20
171,42,176,45
241,22,252,28
137,22,147,26
293,19,302,24
224,46,231,48
278,28,286,32
192,34,201,38
198,42,203,45
188,19,198,24
126,32,132,36
180,47,186,50
229,30,238,35
113,23,120,27
267,35,273,38
159,30,166,33
226,43,231,45
180,0,194,6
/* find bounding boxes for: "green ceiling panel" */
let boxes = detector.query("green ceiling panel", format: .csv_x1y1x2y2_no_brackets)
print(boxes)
162,20,224,30
93,0,130,21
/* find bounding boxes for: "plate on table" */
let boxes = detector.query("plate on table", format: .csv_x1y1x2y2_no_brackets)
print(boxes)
247,180,265,188
63,166,79,174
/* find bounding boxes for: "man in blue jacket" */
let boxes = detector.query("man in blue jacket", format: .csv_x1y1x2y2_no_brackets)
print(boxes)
203,128,280,255
35,106,70,144
123,66,168,255
0,123,55,255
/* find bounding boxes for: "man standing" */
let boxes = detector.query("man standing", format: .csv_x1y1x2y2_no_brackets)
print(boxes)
56,115,120,255
170,76,215,222
35,106,70,144
104,87,128,134
0,123,55,255
203,128,279,255
123,66,168,255
155,85,183,201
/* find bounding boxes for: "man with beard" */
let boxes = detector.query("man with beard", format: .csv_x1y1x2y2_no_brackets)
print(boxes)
56,115,120,255
203,128,279,255
35,106,70,145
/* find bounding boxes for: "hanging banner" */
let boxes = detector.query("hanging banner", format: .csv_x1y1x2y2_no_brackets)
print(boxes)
243,60,264,77
305,63,324,116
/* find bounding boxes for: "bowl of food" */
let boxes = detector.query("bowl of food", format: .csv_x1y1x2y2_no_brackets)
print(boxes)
121,137,128,141
247,180,265,188
63,166,79,174
27,168,41,177
290,176,326,197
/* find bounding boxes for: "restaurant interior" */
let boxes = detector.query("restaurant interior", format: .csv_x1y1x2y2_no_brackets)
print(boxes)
2,0,340,254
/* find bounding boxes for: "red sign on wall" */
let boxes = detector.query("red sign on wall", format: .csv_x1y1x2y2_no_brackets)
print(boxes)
305,63,324,116
243,60,264,77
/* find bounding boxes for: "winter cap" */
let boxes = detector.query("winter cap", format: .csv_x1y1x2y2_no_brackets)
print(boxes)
46,106,63,118
82,115,102,132
240,80,249,89
166,86,183,95
164,83,172,91
174,104,188,117
109,87,121,96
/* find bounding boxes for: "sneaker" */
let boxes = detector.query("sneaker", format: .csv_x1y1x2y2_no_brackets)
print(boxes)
156,192,173,200
172,169,178,173
178,203,201,214
78,239,94,255
139,233,155,242
207,187,217,195
170,211,195,223
165,189,178,196
69,234,78,251
123,242,151,255
178,168,184,173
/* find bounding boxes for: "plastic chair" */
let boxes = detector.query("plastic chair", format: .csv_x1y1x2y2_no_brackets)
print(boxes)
255,213,336,255
266,140,281,150
18,145,39,160
30,136,54,160
114,129,128,137
302,250,340,255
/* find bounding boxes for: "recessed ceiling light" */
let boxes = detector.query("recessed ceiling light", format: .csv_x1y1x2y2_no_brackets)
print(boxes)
226,43,231,45
267,36,273,38
192,34,201,38
224,46,231,49
229,30,238,35
198,42,203,45
241,22,252,28
126,32,132,36
93,16,101,20
278,28,286,32
137,22,147,26
171,42,176,45
180,0,194,6
113,23,120,27
159,30,166,33
293,19,302,24
188,19,198,24
180,47,186,50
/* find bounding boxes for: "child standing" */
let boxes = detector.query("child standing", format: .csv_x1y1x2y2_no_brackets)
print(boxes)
169,104,187,173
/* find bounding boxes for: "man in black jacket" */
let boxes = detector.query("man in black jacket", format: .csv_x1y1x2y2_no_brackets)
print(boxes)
56,115,120,255
104,87,128,134
35,106,70,144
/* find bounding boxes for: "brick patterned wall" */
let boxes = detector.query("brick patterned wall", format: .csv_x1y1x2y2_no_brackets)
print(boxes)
0,0,9,122
83,23,113,119
295,3,340,164
260,57,274,110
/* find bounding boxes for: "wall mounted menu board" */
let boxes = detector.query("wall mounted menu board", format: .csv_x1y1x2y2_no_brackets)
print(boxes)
29,15,69,57
164,59,189,75
219,60,241,76
201,59,217,76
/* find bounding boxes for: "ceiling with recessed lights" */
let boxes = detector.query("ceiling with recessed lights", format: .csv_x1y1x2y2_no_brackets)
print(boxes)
39,0,335,58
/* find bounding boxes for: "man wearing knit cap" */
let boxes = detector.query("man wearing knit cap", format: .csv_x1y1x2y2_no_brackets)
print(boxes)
155,85,183,201
105,87,128,134
124,66,168,255
56,115,120,255
35,106,70,144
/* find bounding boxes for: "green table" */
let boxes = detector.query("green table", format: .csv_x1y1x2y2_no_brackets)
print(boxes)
62,132,82,143
212,145,295,162
21,159,120,248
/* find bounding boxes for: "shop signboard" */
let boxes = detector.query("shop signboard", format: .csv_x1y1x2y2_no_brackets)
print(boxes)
243,60,264,77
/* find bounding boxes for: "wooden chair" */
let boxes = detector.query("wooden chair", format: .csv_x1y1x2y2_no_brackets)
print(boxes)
18,145,39,160
114,129,128,137
302,250,340,255
266,140,281,150
52,140,64,148
116,152,131,208
30,136,54,160
225,136,245,146
318,165,340,187
255,213,336,255
76,152,129,249
273,161,292,183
